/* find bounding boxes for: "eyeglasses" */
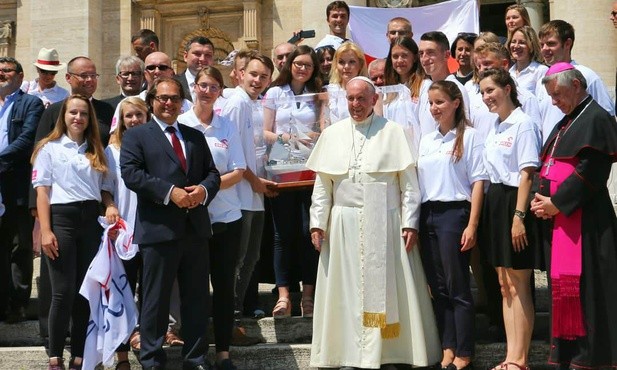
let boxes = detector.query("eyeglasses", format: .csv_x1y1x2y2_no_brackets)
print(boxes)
0,68,16,74
154,95,182,103
118,71,143,79
145,64,171,72
195,83,220,93
37,69,57,75
68,72,99,81
292,61,314,70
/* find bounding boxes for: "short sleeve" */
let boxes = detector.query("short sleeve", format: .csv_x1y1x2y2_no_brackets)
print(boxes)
32,144,53,188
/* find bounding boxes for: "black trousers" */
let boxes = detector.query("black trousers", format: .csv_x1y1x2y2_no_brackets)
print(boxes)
0,203,34,315
139,225,210,369
210,219,242,353
46,200,102,358
419,201,475,357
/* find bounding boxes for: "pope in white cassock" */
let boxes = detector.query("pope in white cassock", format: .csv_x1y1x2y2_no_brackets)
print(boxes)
307,76,441,369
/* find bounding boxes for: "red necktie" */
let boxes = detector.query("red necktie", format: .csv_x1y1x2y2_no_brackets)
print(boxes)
165,126,187,172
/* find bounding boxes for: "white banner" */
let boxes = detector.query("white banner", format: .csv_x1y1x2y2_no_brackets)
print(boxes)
349,0,480,59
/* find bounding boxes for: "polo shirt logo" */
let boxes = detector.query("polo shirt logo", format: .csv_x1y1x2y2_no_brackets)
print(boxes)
498,136,514,148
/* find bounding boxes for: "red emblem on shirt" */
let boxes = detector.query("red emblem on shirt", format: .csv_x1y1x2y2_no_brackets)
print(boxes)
215,139,229,149
32,169,37,181
498,136,513,148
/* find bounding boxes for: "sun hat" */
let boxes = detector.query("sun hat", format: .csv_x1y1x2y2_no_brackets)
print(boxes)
33,48,66,71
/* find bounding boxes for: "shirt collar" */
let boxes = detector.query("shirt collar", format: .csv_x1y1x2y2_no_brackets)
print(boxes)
60,134,88,150
153,115,179,133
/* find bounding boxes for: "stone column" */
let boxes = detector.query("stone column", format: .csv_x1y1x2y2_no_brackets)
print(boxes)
140,9,161,34
0,20,12,57
520,0,545,32
243,0,262,50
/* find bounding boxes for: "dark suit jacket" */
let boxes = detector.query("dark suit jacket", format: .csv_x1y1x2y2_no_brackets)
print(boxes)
120,120,220,244
35,97,114,146
0,90,44,206
103,94,124,110
174,73,193,103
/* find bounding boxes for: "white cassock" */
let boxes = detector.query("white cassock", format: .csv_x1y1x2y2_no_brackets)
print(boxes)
307,114,441,369
80,218,139,370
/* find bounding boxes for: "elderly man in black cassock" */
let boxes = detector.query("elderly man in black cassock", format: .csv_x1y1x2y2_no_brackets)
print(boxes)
531,62,617,370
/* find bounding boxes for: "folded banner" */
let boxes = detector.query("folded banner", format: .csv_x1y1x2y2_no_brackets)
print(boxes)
349,0,479,60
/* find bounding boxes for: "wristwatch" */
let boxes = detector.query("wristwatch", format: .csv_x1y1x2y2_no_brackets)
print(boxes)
514,210,526,219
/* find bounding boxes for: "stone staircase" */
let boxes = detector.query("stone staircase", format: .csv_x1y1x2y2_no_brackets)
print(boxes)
0,258,553,370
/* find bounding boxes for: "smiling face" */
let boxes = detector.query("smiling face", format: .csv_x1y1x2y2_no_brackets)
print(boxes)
454,39,473,68
194,74,222,107
241,59,271,100
346,79,377,121
327,8,349,38
479,77,511,114
386,20,412,43
476,52,508,73
391,45,415,81
122,104,147,129
152,81,183,124
291,54,315,85
337,50,361,85
116,63,144,96
419,40,449,77
64,98,90,142
184,42,214,75
66,58,97,98
0,61,23,93
428,88,460,128
539,34,571,66
320,50,334,75
505,9,525,33
509,30,530,63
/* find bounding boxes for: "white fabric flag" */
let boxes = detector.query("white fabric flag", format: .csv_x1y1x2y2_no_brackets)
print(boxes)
80,217,139,370
349,0,480,59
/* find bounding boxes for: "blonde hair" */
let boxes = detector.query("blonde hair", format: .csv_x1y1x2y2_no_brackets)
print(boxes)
506,25,545,64
109,97,149,149
329,42,368,87
32,95,108,173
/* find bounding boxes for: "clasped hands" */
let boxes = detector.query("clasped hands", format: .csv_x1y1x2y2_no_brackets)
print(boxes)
530,193,560,220
171,185,206,209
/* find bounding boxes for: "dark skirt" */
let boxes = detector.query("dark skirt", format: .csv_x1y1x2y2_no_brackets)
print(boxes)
479,182,542,270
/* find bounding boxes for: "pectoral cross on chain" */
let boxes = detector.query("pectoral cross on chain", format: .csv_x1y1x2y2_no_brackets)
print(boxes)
543,158,555,176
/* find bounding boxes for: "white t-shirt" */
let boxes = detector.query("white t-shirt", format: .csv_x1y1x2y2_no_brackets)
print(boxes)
418,127,488,203
482,107,541,187
315,34,349,50
219,86,265,212
21,80,69,107
179,109,245,223
32,135,109,204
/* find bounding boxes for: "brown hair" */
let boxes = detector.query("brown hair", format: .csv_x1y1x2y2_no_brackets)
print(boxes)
32,94,108,173
506,25,545,64
384,36,425,99
479,68,521,108
505,4,531,34
428,81,469,163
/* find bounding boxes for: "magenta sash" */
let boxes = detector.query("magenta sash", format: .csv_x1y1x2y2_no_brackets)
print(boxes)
541,156,586,339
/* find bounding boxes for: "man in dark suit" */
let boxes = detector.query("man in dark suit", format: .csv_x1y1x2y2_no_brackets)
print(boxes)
35,56,114,145
0,57,45,322
120,77,220,370
174,36,214,102
104,55,145,109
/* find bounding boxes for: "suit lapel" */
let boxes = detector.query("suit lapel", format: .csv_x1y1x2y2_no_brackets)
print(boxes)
179,124,193,173
147,121,184,170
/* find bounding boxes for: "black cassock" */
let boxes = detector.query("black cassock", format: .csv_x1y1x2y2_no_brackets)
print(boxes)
538,96,617,369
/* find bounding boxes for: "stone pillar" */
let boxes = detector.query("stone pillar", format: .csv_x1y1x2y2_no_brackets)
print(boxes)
520,0,545,32
140,9,161,34
0,20,13,57
243,0,262,50
549,0,616,104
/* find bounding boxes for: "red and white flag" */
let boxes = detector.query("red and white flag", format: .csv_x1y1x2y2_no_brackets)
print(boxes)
349,0,480,60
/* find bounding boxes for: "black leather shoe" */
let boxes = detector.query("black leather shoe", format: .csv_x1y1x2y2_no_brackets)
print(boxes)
446,362,474,370
214,359,237,370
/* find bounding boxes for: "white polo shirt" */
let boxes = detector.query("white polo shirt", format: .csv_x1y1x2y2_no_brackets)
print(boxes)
179,109,245,223
21,80,70,106
483,107,541,187
220,86,265,212
32,135,109,204
263,84,320,135
418,127,488,203
508,61,548,96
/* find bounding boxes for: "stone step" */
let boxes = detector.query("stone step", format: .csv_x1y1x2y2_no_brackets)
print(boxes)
0,341,553,370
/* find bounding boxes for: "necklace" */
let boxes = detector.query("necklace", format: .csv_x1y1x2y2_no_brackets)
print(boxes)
543,99,591,176
350,115,374,172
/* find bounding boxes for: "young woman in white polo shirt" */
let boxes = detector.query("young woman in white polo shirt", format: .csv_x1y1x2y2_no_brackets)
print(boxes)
479,69,541,370
32,94,114,370
179,66,246,370
417,80,487,370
